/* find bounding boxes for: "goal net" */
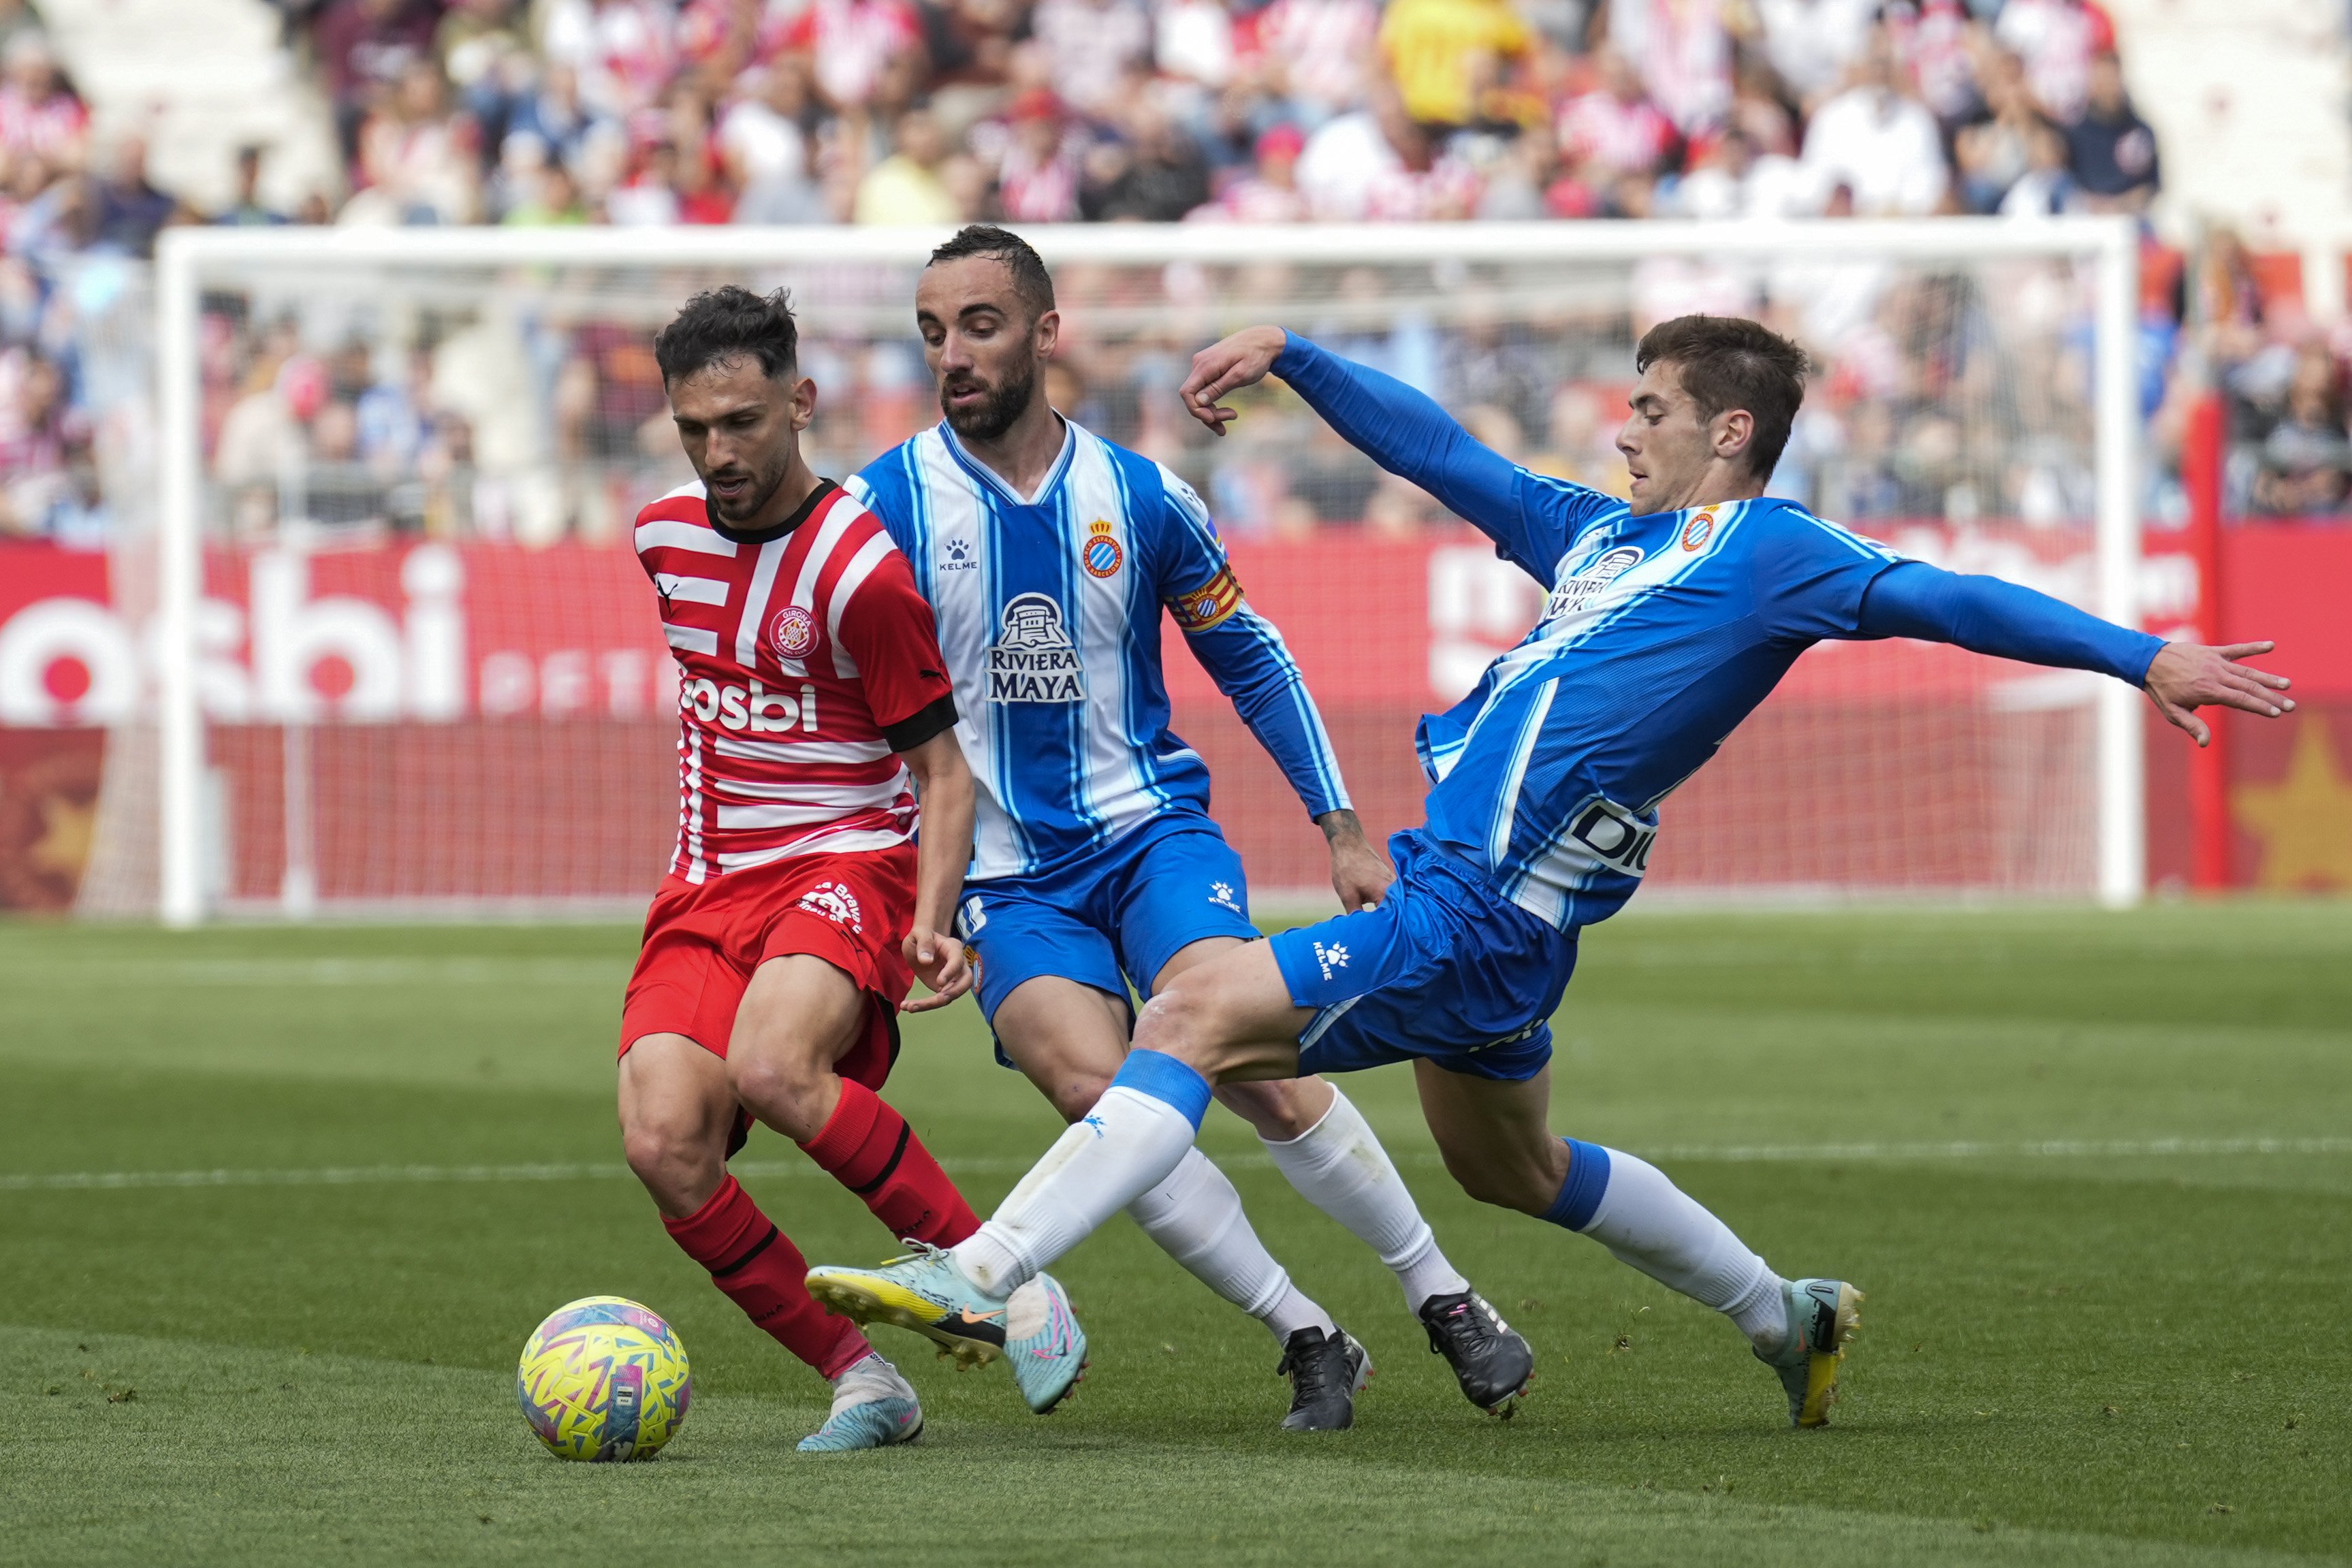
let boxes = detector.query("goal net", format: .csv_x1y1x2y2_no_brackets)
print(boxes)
93,220,2141,921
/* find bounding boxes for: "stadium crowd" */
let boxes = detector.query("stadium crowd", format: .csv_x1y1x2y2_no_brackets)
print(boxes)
0,0,2344,543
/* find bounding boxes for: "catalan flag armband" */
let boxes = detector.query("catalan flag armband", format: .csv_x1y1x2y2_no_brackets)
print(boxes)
1169,563,1245,633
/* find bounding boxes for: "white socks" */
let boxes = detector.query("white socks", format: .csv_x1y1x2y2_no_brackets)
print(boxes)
1128,1147,1337,1343
1574,1147,1788,1350
951,1082,1201,1296
1260,1088,1469,1312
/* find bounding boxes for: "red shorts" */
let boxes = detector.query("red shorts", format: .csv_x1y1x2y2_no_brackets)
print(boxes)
619,844,917,1091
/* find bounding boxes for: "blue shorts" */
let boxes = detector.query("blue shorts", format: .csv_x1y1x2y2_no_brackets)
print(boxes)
1268,830,1577,1083
957,814,1258,1064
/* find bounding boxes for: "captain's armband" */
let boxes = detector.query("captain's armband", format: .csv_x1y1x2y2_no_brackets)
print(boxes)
1168,564,1245,633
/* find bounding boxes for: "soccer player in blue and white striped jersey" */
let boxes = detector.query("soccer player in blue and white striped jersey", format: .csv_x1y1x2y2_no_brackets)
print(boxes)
810,309,2295,1433
827,228,1531,1430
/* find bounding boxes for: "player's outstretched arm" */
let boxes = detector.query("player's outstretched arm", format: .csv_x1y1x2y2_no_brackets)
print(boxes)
1855,562,2293,747
1181,326,1598,578
898,728,974,1012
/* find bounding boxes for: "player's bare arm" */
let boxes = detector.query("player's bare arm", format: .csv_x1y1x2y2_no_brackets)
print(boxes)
1316,807,1391,912
898,726,974,1012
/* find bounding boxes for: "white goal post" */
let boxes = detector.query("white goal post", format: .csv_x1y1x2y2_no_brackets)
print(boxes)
149,216,2142,925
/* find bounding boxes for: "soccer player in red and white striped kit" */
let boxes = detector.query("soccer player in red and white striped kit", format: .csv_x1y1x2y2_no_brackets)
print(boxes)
617,286,1087,1452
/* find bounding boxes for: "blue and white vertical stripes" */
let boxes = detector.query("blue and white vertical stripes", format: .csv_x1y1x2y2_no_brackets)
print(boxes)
849,418,1349,880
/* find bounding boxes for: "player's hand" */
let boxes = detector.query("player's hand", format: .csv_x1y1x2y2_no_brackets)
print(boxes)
2143,640,2294,746
900,927,971,1012
1318,809,1393,913
1181,325,1290,437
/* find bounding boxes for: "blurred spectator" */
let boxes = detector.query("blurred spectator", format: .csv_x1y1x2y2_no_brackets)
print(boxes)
992,91,1083,223
1030,0,1150,118
1604,0,1730,138
724,63,829,223
93,136,176,256
345,59,482,223
1557,46,1675,185
1666,126,1817,220
1800,33,1947,215
1754,0,1878,111
1156,0,1235,93
218,146,290,225
0,33,83,172
1190,123,1310,221
1888,0,1982,129
1250,0,1380,128
505,61,611,178
1380,0,1529,130
780,0,923,114
1999,118,2073,217
1296,87,1480,220
541,0,680,120
1993,0,2111,125
0,343,65,536
2252,348,2351,516
2065,52,2157,212
503,158,592,224
1952,49,2039,213
439,0,533,149
313,0,441,161
854,106,964,223
1083,103,1211,221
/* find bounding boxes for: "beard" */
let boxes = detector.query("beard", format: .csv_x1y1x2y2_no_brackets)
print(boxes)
940,362,1036,441
701,449,791,528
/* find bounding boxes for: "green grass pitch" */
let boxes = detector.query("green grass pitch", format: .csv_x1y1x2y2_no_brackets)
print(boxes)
3,904,2348,1567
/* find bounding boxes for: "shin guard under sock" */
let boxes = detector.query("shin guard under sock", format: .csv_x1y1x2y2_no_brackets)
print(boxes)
799,1080,981,1247
665,1174,870,1379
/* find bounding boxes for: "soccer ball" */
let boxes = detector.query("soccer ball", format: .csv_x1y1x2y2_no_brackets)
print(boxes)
516,1296,692,1462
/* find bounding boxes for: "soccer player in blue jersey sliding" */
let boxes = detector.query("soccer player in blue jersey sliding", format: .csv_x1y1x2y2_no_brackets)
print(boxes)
810,227,1530,1430
810,310,2294,1429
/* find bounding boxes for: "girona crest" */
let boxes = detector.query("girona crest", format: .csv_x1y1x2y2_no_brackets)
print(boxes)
770,605,817,659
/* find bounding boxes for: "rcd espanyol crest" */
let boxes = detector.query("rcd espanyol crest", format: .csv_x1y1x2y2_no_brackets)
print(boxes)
1081,518,1123,578
770,605,817,660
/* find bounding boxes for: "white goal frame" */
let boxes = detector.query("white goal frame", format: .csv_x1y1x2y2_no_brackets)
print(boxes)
152,217,2144,925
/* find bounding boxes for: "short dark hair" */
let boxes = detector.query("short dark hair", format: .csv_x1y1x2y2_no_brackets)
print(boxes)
1634,315,1809,479
654,285,798,385
926,224,1055,319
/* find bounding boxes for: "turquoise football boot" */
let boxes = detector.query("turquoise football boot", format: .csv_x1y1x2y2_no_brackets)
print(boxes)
1002,1273,1088,1414
1755,1277,1864,1428
796,1354,923,1452
806,1241,1011,1369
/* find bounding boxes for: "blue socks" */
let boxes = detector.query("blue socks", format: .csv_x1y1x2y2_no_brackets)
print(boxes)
1110,1049,1212,1130
1542,1138,1612,1232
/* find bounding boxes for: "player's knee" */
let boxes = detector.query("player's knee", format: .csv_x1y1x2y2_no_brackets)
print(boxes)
1132,985,1220,1066
621,1114,715,1201
1046,1069,1115,1123
725,1051,827,1139
1438,1146,1551,1216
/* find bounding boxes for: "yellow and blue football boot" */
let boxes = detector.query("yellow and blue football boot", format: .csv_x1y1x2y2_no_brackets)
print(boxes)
806,1242,1010,1369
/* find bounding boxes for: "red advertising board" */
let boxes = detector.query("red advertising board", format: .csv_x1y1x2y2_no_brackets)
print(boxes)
1,523,2346,908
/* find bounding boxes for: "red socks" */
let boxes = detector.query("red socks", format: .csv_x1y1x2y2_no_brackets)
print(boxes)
664,1174,870,1380
799,1081,981,1247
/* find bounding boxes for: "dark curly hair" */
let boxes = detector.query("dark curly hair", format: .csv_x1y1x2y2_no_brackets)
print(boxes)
654,285,799,385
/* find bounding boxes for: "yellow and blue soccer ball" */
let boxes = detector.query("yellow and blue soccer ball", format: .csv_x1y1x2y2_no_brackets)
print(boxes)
516,1296,692,1462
